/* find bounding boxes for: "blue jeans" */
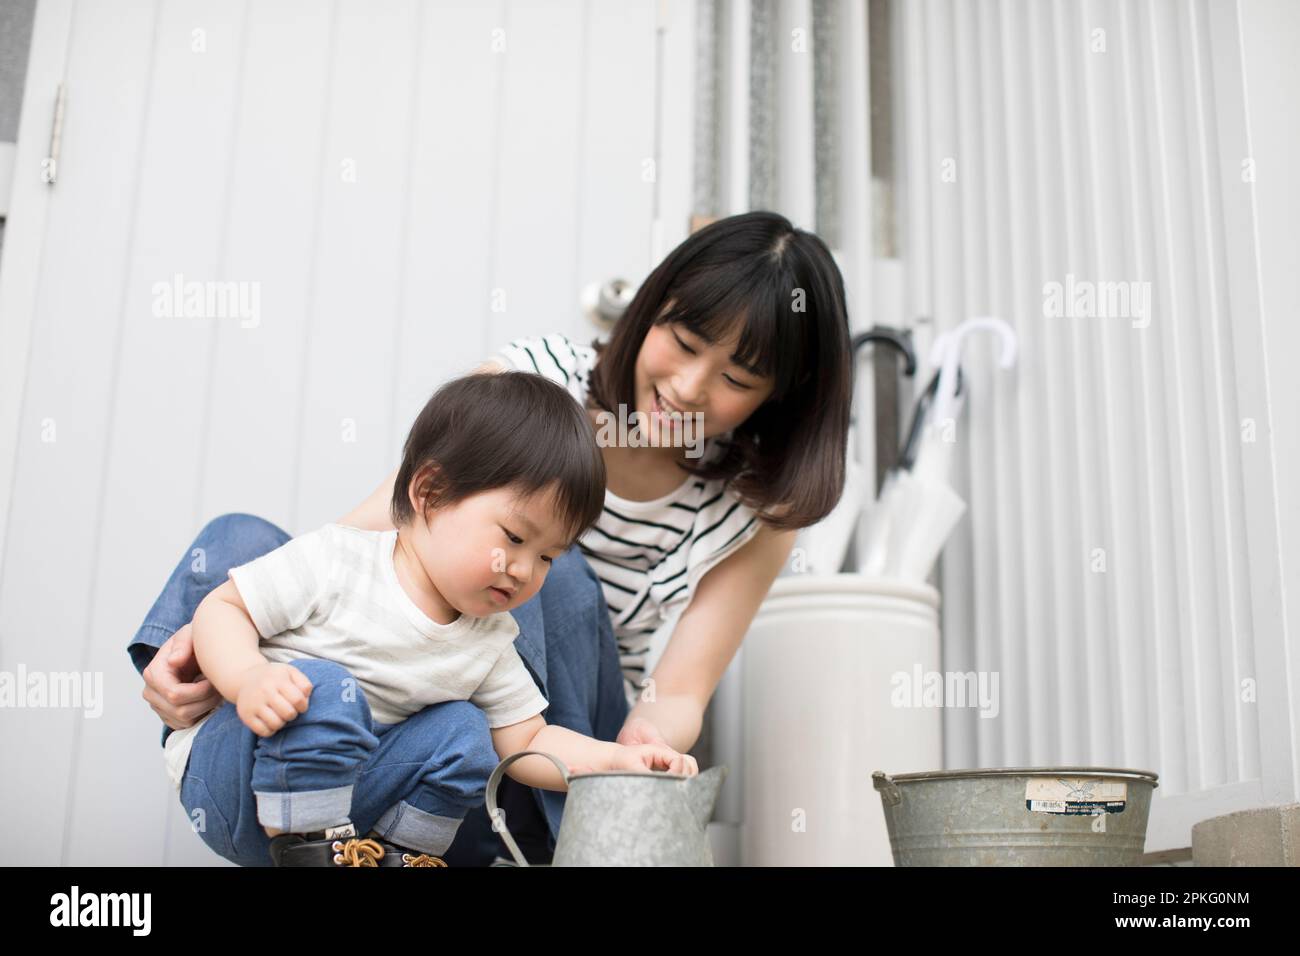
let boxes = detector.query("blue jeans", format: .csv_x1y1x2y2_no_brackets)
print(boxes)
129,513,629,867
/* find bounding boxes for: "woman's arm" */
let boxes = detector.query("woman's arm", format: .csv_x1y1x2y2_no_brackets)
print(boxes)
336,359,508,530
620,523,798,754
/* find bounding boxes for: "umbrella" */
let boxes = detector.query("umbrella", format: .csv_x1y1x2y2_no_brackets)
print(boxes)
859,317,1017,582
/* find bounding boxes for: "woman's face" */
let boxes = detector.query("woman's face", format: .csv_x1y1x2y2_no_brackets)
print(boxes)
635,318,776,449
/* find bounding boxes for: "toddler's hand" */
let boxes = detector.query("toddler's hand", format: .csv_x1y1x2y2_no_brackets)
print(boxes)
610,743,698,777
236,662,313,737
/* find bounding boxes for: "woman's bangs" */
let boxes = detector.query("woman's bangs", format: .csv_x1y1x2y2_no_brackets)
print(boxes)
660,267,786,385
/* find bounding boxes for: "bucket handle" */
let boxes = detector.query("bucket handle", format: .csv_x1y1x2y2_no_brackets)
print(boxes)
872,771,902,807
486,750,571,867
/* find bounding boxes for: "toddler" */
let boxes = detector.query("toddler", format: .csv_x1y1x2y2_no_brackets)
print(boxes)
180,370,692,866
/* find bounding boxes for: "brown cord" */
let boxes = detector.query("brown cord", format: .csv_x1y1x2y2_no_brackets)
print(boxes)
332,837,385,866
327,834,449,867
401,852,448,867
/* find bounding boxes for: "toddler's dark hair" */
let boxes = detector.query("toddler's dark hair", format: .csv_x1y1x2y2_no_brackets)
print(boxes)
390,371,606,544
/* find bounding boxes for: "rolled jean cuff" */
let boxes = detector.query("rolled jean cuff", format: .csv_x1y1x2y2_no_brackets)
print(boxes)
254,785,354,833
373,800,464,856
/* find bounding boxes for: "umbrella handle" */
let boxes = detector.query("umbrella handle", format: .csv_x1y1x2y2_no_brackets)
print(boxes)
851,326,918,377
927,317,1017,429
852,325,918,483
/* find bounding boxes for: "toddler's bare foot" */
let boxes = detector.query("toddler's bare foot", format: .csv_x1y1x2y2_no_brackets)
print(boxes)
264,825,284,837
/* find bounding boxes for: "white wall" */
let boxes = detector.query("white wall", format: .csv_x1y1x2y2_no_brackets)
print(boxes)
1237,0,1300,812
0,0,662,865
896,0,1299,851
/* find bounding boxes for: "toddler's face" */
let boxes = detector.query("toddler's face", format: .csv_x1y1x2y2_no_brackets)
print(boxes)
408,482,572,618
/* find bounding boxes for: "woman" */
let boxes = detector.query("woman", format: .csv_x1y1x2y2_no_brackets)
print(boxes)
130,210,853,865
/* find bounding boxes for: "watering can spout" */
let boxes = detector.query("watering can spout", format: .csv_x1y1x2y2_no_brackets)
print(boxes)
685,765,728,829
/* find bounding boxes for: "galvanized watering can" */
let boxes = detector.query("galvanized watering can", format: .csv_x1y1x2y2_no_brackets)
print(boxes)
485,750,727,866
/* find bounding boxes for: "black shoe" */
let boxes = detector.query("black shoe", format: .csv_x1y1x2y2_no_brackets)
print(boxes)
362,830,450,867
266,822,386,867
268,819,450,867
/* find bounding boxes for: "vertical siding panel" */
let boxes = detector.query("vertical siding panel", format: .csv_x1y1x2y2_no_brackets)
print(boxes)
291,0,419,531
1023,0,1077,762
198,0,335,526
0,0,74,580
923,0,975,768
76,0,251,866
973,0,1026,764
1145,0,1209,791
949,0,997,767
0,0,161,865
165,0,336,864
1184,0,1247,788
489,0,586,350
1041,0,1092,764
1123,0,1187,793
993,0,1052,765
934,0,973,767
1167,0,1224,791
1054,0,1114,763
1202,0,1264,785
1139,0,1182,790
392,0,505,450
1077,0,1147,769
574,1,657,326
380,0,428,468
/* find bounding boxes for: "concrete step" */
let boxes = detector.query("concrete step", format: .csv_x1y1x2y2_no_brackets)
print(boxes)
1192,803,1300,866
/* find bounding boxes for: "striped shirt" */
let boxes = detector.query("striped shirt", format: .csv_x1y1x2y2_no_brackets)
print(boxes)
495,333,762,707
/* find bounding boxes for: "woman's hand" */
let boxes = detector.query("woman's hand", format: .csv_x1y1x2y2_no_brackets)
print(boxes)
616,715,672,749
235,662,313,737
140,622,223,730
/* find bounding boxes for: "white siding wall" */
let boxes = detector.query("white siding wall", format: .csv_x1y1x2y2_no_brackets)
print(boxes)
0,0,660,865
896,0,1298,850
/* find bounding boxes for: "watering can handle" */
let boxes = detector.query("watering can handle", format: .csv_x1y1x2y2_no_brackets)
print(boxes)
486,750,571,867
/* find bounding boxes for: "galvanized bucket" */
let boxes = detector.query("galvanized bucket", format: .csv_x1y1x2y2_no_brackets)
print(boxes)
872,766,1159,866
486,750,728,866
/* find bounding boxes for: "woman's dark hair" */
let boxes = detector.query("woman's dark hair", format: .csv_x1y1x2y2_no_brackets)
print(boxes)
391,371,606,543
587,210,852,531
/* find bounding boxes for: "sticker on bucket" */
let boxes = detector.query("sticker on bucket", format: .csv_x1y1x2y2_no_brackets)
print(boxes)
1024,777,1127,815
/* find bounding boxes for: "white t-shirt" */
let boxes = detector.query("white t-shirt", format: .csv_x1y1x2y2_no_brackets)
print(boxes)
162,523,547,791
494,332,763,707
